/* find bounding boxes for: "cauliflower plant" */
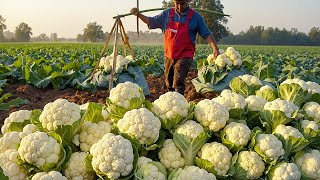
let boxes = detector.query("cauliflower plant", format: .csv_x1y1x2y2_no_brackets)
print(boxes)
158,139,185,171
197,142,232,176
151,92,190,129
117,108,161,145
245,95,268,111
295,149,320,179
255,133,285,162
90,133,134,179
175,120,204,139
256,85,278,102
301,119,319,132
32,171,67,180
274,125,304,140
268,162,301,180
1,110,32,134
264,98,299,118
108,81,144,110
39,98,81,131
194,99,229,132
214,54,232,68
213,89,247,110
281,78,308,91
18,132,61,170
223,122,251,149
169,166,216,180
64,152,95,180
0,132,21,154
0,149,28,180
237,151,265,179
78,121,111,152
303,102,320,122
239,74,262,86
306,81,320,94
135,156,167,180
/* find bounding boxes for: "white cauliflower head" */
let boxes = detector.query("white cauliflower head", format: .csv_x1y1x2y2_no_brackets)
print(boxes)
0,149,28,180
90,133,134,179
32,171,67,180
18,131,61,169
281,78,307,91
306,81,320,94
39,98,81,131
245,95,268,111
214,54,232,68
239,74,262,86
151,92,189,127
303,102,320,122
158,139,184,171
295,149,320,179
198,142,232,176
223,122,251,146
109,81,143,109
256,134,285,161
268,162,301,180
64,152,95,180
117,108,161,145
301,120,319,132
19,124,39,138
136,156,166,180
175,120,204,139
264,98,299,118
170,166,216,180
1,110,32,134
237,151,265,179
194,99,229,132
213,89,247,110
0,132,21,154
274,125,304,140
78,121,111,152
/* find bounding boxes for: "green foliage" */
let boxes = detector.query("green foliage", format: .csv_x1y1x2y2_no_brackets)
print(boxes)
15,22,32,42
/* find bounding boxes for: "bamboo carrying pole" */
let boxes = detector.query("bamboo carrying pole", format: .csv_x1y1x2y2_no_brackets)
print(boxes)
109,17,120,91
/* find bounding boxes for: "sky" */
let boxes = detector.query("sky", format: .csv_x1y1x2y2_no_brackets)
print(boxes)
1,0,319,38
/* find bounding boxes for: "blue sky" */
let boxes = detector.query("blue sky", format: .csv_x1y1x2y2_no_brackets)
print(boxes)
1,0,319,38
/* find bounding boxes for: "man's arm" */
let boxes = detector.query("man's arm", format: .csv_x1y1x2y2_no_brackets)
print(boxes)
206,35,220,59
130,8,150,25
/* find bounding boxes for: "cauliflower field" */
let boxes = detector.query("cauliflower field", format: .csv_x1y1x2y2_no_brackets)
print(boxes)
0,44,320,180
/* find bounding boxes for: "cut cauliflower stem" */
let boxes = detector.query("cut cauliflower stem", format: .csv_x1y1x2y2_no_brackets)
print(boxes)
170,166,216,180
223,122,251,147
64,152,95,180
90,133,134,179
268,162,301,180
158,139,185,171
18,132,61,169
39,98,81,131
295,149,320,179
0,149,28,180
239,74,262,86
175,120,204,139
198,142,232,176
151,92,189,129
256,134,285,162
136,156,166,180
237,151,265,179
1,110,32,133
32,171,67,180
274,125,304,140
194,99,229,132
109,81,144,109
303,102,320,122
117,108,161,145
264,98,299,118
245,95,268,111
78,121,111,152
213,89,247,111
0,132,21,154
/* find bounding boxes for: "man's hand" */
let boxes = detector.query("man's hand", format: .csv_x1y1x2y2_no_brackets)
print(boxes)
214,49,220,59
130,8,139,16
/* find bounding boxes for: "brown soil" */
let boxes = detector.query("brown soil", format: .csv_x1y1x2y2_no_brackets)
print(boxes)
0,69,218,127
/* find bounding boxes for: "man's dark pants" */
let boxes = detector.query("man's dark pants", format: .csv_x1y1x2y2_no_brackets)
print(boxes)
164,57,192,95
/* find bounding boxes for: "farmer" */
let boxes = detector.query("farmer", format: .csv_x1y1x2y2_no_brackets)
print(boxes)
130,0,220,95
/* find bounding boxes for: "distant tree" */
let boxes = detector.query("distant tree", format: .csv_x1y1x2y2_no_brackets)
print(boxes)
15,22,32,42
37,33,49,41
50,33,58,41
0,15,7,42
83,22,104,42
308,27,320,45
163,0,228,42
76,34,84,42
